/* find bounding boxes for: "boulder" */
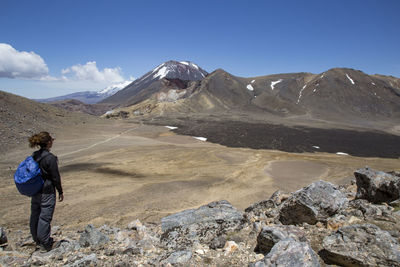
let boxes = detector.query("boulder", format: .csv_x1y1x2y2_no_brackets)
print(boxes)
79,224,109,248
279,180,348,225
349,199,395,221
0,228,7,246
161,200,244,249
354,167,400,203
321,224,400,267
251,240,321,267
255,225,308,254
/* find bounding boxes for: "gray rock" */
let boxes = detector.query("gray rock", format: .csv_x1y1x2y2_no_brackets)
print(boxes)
66,253,98,267
321,224,400,267
161,200,243,232
31,240,80,264
99,224,119,235
79,224,109,248
0,227,7,246
164,250,192,265
388,171,400,177
269,190,290,205
0,251,30,267
209,235,226,249
349,199,395,220
161,200,244,249
120,244,142,255
389,199,400,208
256,225,308,254
355,167,400,203
279,180,348,225
245,199,275,215
251,240,320,267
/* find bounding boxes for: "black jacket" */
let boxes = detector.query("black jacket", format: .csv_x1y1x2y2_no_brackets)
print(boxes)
32,149,63,195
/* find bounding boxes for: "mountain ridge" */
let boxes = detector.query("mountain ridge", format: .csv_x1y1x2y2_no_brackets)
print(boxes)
104,63,400,126
35,80,133,104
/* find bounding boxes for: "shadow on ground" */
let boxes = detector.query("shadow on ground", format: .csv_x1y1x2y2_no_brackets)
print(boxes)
60,163,144,178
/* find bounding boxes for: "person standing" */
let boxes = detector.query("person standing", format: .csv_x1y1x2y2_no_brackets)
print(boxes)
28,132,63,252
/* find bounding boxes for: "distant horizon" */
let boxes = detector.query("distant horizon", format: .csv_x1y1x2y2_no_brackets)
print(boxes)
1,61,399,100
1,0,399,98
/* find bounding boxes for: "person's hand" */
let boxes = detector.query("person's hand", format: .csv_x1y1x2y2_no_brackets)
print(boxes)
59,194,64,202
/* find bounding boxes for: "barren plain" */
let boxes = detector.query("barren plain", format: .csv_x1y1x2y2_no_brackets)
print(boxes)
1,119,399,231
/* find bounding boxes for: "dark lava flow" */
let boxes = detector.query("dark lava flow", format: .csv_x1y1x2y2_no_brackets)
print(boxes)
168,120,400,159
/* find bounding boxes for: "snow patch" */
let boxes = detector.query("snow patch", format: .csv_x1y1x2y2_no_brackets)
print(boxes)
320,73,325,79
191,63,199,70
312,146,320,149
152,63,165,73
105,110,114,115
180,61,189,65
98,80,133,96
165,126,178,130
372,82,376,86
270,79,282,90
346,74,355,85
297,85,307,104
313,89,317,93
193,137,207,141
336,152,349,156
251,79,255,83
154,66,169,79
247,84,254,91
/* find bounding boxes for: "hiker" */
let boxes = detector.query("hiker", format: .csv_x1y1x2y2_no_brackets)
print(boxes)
28,132,63,251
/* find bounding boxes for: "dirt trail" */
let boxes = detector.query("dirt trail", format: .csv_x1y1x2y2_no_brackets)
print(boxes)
1,120,399,230
59,127,139,157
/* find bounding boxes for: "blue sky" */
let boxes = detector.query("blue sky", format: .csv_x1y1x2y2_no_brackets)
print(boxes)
1,0,399,98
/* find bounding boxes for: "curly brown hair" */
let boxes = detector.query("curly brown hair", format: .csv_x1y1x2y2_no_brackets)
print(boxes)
28,132,53,148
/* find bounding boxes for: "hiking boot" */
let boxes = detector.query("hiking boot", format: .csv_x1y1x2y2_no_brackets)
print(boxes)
39,240,61,252
39,245,49,253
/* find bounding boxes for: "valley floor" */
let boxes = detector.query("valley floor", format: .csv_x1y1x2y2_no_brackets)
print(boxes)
1,119,399,231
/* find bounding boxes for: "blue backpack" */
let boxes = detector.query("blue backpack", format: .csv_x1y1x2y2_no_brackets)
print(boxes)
14,153,49,196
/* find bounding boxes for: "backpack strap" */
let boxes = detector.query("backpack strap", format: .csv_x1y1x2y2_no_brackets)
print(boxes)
34,150,51,163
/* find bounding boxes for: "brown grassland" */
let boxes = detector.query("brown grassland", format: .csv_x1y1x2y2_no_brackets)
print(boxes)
1,120,399,231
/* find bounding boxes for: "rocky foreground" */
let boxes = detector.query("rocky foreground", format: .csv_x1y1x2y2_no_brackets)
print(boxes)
1,167,400,266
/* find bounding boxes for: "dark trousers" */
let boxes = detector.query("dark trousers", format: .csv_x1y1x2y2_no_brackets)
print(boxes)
30,193,56,248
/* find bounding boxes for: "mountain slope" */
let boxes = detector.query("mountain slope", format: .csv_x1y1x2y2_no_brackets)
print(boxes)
36,80,133,104
0,90,96,153
294,68,400,119
109,65,400,132
49,99,113,116
102,60,208,106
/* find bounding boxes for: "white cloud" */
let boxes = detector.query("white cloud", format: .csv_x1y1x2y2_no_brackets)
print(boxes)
62,61,124,83
0,43,49,79
0,43,127,89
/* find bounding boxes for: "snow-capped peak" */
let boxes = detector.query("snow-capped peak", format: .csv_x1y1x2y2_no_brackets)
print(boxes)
150,60,207,81
98,80,134,96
